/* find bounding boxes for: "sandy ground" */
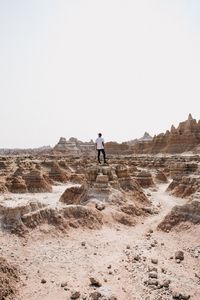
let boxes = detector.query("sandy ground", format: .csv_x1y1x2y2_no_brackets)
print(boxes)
0,184,200,300
0,183,77,209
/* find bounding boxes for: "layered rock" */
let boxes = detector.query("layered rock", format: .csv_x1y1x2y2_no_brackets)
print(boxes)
53,137,94,155
0,257,19,300
167,176,200,198
9,176,28,193
25,170,52,193
0,200,103,234
169,162,198,179
54,137,81,155
59,184,88,205
126,132,153,146
135,171,154,188
0,180,8,193
155,171,168,183
158,201,200,231
132,114,200,154
49,162,69,183
69,173,86,184
104,142,130,155
86,164,149,206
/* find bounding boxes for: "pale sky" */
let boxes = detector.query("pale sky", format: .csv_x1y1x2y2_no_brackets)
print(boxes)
0,0,200,148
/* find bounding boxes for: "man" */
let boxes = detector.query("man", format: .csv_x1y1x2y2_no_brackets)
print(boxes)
95,133,107,164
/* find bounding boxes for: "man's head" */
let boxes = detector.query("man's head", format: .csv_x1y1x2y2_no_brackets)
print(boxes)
98,133,102,137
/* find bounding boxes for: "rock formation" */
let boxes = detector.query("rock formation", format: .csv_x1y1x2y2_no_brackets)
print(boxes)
25,170,52,193
9,176,28,193
48,162,69,183
53,137,95,155
59,184,88,205
0,180,8,193
126,132,153,145
155,171,168,183
158,201,200,231
104,142,130,155
135,171,155,188
0,257,19,300
167,176,200,198
132,114,200,154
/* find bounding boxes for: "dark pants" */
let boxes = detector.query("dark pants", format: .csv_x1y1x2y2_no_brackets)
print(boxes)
97,149,106,163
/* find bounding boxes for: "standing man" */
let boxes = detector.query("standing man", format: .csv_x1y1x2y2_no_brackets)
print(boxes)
95,133,107,164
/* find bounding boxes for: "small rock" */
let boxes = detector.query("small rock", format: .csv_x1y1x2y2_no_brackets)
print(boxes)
151,258,158,264
71,291,81,299
90,277,102,287
149,272,158,279
161,267,167,274
126,245,131,249
41,279,46,284
95,202,105,211
175,251,184,261
163,279,171,288
90,291,102,300
146,278,158,286
61,281,68,287
172,291,190,299
108,271,113,275
148,266,157,272
133,255,140,261
81,241,86,246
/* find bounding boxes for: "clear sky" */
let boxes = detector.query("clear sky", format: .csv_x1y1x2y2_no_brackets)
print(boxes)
0,0,200,148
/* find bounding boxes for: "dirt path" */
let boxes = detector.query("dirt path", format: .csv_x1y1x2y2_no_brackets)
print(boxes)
1,184,200,300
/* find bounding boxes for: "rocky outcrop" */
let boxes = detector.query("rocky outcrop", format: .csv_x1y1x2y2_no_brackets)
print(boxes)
9,176,28,193
54,137,94,155
0,257,19,300
49,162,69,183
132,114,200,154
158,201,200,231
25,170,52,193
126,132,153,145
54,137,81,155
69,174,86,184
0,180,8,193
0,200,103,234
169,162,198,179
86,165,149,206
135,171,154,188
62,205,103,229
59,184,88,205
105,142,130,155
167,176,200,198
155,171,168,183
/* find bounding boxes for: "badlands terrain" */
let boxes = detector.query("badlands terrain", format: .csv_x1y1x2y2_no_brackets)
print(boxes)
0,152,200,300
0,114,200,300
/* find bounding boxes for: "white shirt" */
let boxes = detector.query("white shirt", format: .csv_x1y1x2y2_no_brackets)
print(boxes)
95,137,104,150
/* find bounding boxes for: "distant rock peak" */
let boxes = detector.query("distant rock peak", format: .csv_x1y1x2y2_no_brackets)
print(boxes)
188,113,194,121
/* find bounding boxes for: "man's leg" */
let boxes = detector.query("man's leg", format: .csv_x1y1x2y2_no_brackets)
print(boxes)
98,150,101,163
102,149,106,163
